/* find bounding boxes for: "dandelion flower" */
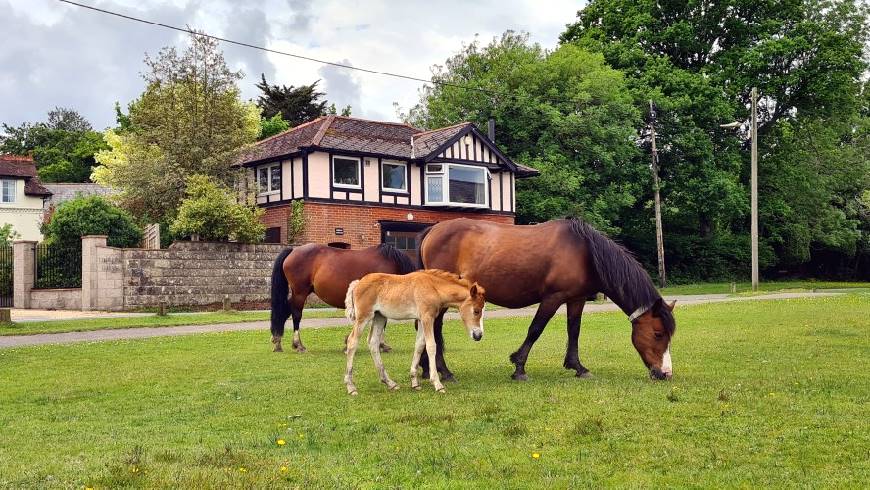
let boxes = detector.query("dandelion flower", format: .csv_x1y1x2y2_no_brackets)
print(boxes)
532,453,541,459
280,466,288,473
239,467,247,473
277,439,286,446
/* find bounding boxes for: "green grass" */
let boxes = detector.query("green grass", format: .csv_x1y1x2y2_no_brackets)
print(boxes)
0,294,867,487
660,280,870,296
0,309,344,336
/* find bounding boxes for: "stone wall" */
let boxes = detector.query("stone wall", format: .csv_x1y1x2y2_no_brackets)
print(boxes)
30,288,81,310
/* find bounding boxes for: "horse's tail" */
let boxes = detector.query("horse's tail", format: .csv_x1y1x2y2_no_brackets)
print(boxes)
270,247,294,338
345,279,360,322
416,226,433,269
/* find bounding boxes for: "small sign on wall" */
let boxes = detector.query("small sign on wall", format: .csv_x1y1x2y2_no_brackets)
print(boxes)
334,227,344,236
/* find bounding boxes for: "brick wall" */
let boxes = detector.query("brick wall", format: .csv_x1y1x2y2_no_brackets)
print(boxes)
267,200,513,249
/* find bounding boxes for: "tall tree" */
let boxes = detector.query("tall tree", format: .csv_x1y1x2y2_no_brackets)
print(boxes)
561,0,869,280
93,32,260,223
0,108,106,183
256,75,329,126
406,32,642,233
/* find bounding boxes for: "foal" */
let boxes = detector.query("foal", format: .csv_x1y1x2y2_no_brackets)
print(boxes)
343,270,485,395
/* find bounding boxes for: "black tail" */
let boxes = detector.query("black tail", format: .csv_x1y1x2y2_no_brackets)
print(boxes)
416,226,433,270
270,247,294,338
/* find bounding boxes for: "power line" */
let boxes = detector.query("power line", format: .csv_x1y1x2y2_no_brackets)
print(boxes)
57,0,574,105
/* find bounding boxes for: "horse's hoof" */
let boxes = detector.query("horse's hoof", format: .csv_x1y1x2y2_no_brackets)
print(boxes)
389,384,400,391
511,372,528,381
294,346,307,353
412,384,421,391
349,391,358,396
273,346,283,353
436,388,446,393
576,370,593,379
441,373,457,383
379,343,392,353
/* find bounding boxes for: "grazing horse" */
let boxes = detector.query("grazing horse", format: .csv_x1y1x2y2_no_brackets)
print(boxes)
270,243,418,353
343,270,485,395
419,218,676,381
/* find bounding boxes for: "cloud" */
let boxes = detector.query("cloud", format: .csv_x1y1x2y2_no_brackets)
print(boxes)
0,0,583,128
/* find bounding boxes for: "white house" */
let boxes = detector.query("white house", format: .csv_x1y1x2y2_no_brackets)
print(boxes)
0,155,52,241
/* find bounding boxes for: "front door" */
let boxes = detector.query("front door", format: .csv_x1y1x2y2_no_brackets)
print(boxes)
380,221,432,260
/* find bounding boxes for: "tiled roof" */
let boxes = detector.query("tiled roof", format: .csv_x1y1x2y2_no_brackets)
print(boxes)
234,116,539,177
0,155,53,197
44,183,113,205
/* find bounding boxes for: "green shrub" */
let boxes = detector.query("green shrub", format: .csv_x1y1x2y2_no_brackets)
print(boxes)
0,224,20,247
42,195,142,248
170,175,265,243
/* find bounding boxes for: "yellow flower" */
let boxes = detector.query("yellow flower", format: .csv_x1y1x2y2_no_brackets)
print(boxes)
239,467,247,473
280,466,288,473
276,439,286,446
531,453,541,459
298,433,305,439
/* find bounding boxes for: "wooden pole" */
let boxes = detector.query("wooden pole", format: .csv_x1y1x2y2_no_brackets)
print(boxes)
649,100,666,288
750,88,759,292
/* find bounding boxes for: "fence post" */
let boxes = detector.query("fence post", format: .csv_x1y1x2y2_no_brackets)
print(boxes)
81,235,108,311
13,240,36,309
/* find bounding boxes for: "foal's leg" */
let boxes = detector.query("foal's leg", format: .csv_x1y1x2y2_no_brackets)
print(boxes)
369,314,398,391
422,309,454,381
564,300,591,378
422,318,445,393
344,314,370,395
509,299,562,381
410,324,426,390
290,292,307,353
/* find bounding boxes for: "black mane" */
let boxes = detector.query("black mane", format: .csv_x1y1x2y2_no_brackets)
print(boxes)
376,243,419,274
568,219,675,335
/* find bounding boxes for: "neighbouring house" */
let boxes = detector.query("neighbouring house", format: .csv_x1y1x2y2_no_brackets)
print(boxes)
43,182,114,221
235,115,538,255
0,155,52,241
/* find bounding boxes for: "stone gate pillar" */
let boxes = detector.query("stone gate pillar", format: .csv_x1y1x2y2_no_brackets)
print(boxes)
81,235,107,311
13,240,36,308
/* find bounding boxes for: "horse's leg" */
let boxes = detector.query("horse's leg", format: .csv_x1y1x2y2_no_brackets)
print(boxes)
344,314,369,396
410,323,426,390
422,309,454,382
564,300,591,378
421,317,445,393
508,299,561,381
379,322,392,353
290,292,308,353
369,314,398,391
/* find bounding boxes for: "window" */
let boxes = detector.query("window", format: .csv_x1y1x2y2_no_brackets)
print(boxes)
332,156,361,188
1,180,15,203
264,227,281,243
257,164,280,195
381,161,407,192
425,163,488,207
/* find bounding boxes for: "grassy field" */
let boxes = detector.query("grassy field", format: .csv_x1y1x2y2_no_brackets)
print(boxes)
0,294,867,487
0,309,344,337
659,280,870,296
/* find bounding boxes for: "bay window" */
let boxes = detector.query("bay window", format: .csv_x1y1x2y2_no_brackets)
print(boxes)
425,163,488,207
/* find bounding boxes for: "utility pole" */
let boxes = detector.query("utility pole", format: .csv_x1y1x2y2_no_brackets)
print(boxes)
750,88,759,291
649,100,666,288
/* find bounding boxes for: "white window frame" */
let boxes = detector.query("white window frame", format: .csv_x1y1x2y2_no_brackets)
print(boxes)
424,163,490,208
332,156,362,189
257,163,281,196
1,179,16,204
381,160,408,193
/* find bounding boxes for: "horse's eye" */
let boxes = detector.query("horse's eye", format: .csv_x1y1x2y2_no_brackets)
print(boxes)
654,332,664,340
474,309,481,315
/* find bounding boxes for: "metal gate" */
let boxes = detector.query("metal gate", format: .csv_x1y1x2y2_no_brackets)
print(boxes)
0,245,12,307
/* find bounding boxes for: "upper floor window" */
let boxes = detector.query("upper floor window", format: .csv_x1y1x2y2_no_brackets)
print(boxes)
1,180,15,203
332,156,361,189
381,160,407,193
425,163,488,208
257,164,281,195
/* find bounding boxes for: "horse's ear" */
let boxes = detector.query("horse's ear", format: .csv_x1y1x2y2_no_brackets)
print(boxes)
652,297,664,316
470,283,480,298
667,300,676,311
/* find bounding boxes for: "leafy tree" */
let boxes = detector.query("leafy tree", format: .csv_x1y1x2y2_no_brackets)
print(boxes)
256,75,329,126
0,224,20,246
0,108,107,183
406,32,642,232
93,32,260,223
326,103,352,117
170,175,265,243
42,195,142,249
560,0,869,280
259,113,290,140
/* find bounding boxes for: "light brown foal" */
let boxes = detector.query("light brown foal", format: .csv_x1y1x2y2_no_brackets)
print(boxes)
343,270,485,395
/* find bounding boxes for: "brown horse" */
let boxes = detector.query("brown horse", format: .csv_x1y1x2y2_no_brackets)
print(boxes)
270,243,418,353
419,218,676,381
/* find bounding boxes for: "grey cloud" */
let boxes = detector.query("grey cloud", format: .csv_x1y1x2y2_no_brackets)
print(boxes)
285,0,314,31
318,60,361,115
223,2,274,100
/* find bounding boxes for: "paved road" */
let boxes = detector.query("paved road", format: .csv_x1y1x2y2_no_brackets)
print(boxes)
0,292,842,349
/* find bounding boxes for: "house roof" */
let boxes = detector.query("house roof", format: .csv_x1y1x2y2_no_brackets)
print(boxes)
0,155,52,197
235,116,539,177
44,183,114,205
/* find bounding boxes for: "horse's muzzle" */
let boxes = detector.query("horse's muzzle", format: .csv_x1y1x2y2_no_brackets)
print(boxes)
649,367,672,380
472,329,483,341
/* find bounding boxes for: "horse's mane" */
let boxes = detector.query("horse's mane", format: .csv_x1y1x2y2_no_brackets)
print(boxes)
568,218,674,335
376,243,419,274
422,269,472,289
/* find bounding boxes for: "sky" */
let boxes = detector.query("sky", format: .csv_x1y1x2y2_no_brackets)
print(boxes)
0,0,583,130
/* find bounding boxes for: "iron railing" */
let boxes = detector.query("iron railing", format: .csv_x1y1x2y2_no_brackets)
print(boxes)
35,243,81,289
0,245,12,307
